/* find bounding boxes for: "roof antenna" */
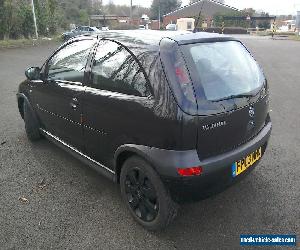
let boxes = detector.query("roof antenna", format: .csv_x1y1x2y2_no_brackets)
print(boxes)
193,0,206,33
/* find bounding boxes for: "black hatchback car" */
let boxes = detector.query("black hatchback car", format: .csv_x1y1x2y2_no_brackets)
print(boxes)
17,30,272,230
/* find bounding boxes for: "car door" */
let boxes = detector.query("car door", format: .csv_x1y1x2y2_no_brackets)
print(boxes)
82,40,153,169
31,38,96,151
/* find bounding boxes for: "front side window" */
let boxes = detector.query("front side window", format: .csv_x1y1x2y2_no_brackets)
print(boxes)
182,41,265,101
47,39,95,83
91,41,150,97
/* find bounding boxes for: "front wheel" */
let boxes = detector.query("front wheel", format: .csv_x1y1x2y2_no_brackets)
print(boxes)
120,156,178,231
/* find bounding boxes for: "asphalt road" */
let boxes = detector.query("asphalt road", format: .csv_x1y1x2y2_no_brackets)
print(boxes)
0,36,299,249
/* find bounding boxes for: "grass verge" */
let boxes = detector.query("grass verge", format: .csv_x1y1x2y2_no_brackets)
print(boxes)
289,35,300,41
0,36,62,49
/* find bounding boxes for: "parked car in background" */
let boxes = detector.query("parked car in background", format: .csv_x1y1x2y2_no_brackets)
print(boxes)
61,26,100,41
166,23,177,31
17,30,271,231
101,26,109,31
139,25,146,30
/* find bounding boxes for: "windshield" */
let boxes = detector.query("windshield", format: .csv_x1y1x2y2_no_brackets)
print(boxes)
182,41,265,101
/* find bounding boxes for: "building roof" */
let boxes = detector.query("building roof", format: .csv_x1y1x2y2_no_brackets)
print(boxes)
282,20,296,24
164,0,239,18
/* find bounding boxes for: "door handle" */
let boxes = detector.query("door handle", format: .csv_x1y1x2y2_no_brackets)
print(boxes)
70,97,78,110
70,103,77,109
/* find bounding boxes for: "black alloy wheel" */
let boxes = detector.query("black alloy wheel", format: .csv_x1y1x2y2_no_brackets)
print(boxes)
120,156,178,231
124,168,159,222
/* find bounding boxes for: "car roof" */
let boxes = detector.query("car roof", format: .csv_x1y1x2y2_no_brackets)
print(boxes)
95,30,235,47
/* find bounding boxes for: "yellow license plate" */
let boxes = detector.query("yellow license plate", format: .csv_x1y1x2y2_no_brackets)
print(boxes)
232,147,262,177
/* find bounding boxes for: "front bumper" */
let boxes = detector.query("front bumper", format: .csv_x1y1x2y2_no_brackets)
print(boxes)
162,122,272,203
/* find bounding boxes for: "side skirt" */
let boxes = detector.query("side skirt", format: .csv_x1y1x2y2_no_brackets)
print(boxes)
40,128,116,182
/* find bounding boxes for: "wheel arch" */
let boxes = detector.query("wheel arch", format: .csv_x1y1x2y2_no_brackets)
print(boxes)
17,93,32,119
17,93,41,126
17,95,25,119
114,145,159,183
114,144,202,182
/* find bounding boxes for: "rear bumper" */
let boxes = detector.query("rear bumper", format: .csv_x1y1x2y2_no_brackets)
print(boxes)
161,121,272,203
115,122,271,203
163,153,264,203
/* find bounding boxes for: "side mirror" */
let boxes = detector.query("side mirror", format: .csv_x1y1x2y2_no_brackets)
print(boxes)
25,67,41,80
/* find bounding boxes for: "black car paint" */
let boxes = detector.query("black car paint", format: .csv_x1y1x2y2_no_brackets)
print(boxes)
17,31,272,202
159,36,270,160
163,123,271,202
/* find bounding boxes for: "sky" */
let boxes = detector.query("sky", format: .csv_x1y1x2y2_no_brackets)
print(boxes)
102,0,300,15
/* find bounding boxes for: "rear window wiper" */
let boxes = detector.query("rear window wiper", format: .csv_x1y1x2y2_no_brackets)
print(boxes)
211,93,253,102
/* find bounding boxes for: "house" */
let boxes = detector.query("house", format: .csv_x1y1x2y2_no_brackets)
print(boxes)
163,0,239,28
278,20,296,32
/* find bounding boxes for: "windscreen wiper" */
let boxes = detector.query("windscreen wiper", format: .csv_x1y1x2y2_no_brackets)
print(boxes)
211,93,253,102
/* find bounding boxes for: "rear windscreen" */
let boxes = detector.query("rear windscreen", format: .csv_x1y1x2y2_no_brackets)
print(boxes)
181,41,265,101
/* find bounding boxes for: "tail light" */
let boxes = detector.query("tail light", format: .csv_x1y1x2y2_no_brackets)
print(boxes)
177,166,203,177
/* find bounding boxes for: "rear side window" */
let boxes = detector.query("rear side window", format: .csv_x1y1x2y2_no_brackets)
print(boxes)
47,39,95,83
90,40,150,97
160,38,197,114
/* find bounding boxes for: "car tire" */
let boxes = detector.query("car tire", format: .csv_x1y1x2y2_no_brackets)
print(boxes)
23,101,42,141
120,156,178,231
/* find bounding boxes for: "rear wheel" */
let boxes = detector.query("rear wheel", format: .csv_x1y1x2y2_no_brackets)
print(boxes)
23,101,42,141
120,156,178,231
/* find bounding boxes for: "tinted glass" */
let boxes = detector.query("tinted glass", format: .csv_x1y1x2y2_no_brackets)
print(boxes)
47,39,95,83
91,41,150,97
182,41,265,101
160,43,196,103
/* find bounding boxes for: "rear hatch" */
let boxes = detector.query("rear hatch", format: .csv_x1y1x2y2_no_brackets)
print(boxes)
161,38,270,159
196,96,269,159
